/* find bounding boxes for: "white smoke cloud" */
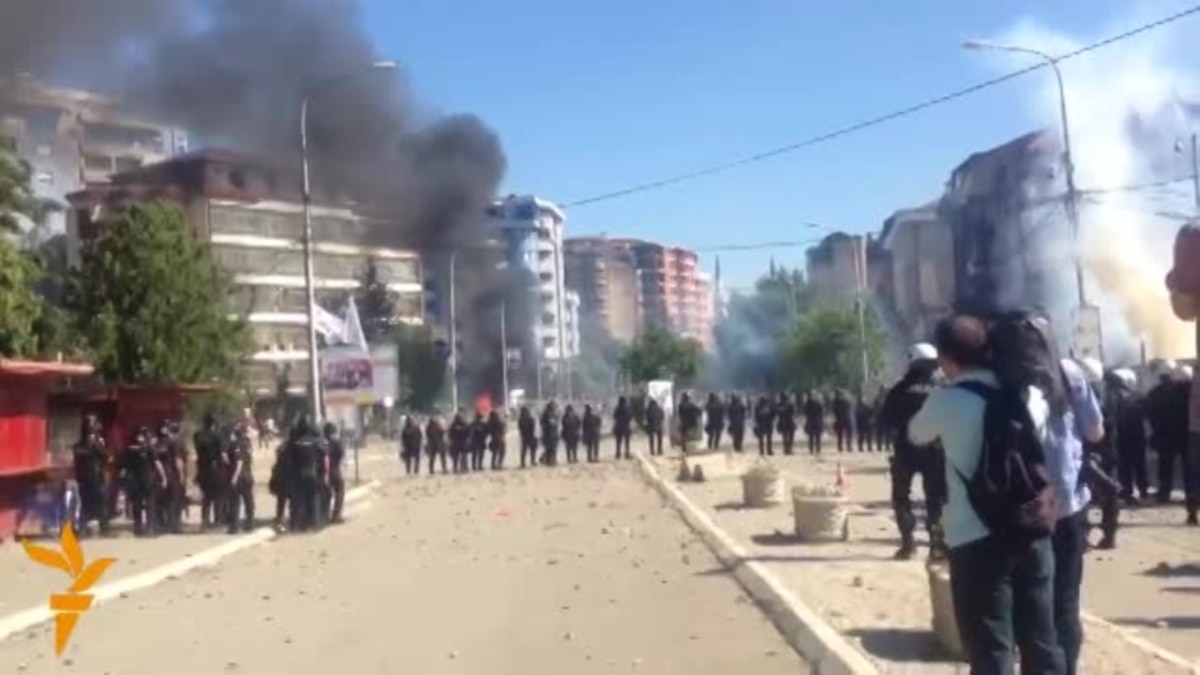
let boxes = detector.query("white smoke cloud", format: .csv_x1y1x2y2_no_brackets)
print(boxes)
988,2,1199,362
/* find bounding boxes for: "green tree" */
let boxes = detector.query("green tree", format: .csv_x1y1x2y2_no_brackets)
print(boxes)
0,134,57,235
712,266,810,389
620,325,705,385
779,304,885,392
395,323,446,412
0,239,44,357
65,201,251,384
356,257,396,344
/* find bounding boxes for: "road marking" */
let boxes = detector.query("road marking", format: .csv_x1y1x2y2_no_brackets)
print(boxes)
0,480,381,645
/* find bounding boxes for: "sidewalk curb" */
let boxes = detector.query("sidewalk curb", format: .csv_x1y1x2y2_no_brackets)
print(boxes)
632,453,879,675
0,479,381,644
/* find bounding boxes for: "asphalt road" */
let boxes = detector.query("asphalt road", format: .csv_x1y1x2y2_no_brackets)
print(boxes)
0,461,806,674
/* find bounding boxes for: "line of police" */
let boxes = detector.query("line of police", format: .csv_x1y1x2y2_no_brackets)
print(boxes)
71,412,347,538
880,345,1199,562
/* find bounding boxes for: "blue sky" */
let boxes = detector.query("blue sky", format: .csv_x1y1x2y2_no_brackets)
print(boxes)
360,0,1198,288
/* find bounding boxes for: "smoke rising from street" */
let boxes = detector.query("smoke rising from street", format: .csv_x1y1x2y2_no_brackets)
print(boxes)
994,7,1197,361
2,0,514,395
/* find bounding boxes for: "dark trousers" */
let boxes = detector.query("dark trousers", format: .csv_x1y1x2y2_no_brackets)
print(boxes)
328,475,345,522
226,480,255,533
1157,443,1181,500
1117,441,1148,499
756,431,773,456
615,432,631,459
948,534,1064,675
160,480,184,534
490,444,506,470
857,425,873,452
129,488,155,536
1089,452,1120,545
519,438,537,467
289,477,319,532
806,431,821,456
79,481,110,536
199,475,221,528
780,428,796,454
730,426,745,452
584,437,600,462
428,449,448,474
565,437,580,463
647,430,663,455
542,437,559,466
890,448,946,549
1052,510,1087,675
706,428,722,450
835,424,850,452
402,452,420,475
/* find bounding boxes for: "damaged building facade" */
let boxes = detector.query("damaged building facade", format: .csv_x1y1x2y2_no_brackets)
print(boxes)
65,150,424,397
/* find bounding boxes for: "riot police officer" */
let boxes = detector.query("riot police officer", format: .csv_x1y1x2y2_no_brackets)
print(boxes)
1081,359,1120,549
517,406,538,469
561,405,581,464
677,393,701,453
613,396,633,460
287,417,323,532
193,413,225,529
74,414,111,537
448,412,471,473
854,393,875,452
645,399,664,456
727,394,747,452
777,392,798,455
1110,368,1149,503
753,395,774,456
1146,364,1190,504
540,401,561,466
487,410,507,470
323,422,346,524
469,411,488,471
225,424,256,534
400,416,422,475
426,414,448,474
155,420,186,534
881,343,946,561
705,393,726,450
269,432,293,531
582,404,602,462
122,427,163,537
801,392,821,455
833,390,853,452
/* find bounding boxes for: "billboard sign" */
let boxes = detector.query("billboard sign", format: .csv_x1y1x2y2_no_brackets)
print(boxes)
321,344,399,405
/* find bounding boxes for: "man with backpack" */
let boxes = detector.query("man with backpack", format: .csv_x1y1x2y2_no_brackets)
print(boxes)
908,314,1066,674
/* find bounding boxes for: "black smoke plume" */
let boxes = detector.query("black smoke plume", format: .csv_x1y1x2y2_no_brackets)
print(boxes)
2,0,513,396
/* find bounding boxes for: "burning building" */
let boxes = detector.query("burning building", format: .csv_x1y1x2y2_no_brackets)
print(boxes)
65,150,424,397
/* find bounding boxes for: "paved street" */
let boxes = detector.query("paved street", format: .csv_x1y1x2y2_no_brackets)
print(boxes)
0,457,806,674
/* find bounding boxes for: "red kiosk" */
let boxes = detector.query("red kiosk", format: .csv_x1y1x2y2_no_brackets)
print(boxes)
0,359,95,539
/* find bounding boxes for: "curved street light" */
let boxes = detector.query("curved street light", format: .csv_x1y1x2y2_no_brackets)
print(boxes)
300,59,399,422
962,39,1087,308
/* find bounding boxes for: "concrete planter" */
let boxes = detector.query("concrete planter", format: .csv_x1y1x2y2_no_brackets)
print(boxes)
741,471,785,508
791,489,849,542
928,562,965,659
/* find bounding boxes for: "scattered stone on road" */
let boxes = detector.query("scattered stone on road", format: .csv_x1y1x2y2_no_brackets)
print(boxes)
0,462,806,674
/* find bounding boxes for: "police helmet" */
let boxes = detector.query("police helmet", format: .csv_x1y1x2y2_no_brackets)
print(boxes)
909,343,938,362
1077,357,1104,384
322,422,338,437
1176,364,1194,382
1112,368,1138,388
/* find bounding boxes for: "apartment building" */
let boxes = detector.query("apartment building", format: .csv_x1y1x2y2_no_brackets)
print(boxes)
562,236,641,343
488,194,579,360
0,73,188,234
64,149,423,396
611,238,714,349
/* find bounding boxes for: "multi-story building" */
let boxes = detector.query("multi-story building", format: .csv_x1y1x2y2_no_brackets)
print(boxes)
488,195,578,360
805,232,886,306
0,73,188,235
613,238,714,349
877,202,954,343
562,236,641,343
64,149,423,396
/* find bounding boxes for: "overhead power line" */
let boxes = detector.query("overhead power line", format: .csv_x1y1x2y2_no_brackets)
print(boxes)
565,4,1200,209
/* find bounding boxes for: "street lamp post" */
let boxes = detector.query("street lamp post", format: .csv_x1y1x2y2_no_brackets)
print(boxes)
963,40,1087,309
299,59,398,423
448,249,459,412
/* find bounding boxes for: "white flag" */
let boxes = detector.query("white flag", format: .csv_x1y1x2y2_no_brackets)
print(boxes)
342,296,370,354
311,303,347,340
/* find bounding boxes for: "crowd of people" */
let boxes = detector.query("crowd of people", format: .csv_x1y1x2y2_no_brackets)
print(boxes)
888,310,1197,675
70,412,349,538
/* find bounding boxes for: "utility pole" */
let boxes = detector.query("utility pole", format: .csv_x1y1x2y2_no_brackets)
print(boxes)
448,249,459,412
1190,133,1199,215
500,298,510,414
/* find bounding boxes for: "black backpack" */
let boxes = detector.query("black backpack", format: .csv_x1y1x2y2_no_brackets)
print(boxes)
953,310,1062,540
